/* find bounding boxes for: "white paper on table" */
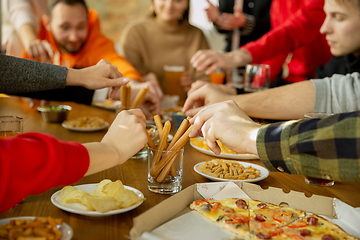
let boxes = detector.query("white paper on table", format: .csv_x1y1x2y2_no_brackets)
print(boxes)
138,182,250,240
322,198,360,238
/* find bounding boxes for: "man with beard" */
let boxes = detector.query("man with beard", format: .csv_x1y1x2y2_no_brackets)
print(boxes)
19,0,161,116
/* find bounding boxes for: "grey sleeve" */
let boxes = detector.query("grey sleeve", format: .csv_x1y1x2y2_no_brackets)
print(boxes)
0,54,67,94
311,72,360,113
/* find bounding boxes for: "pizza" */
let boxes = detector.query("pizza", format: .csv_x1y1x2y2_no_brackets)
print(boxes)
190,198,251,239
190,198,359,240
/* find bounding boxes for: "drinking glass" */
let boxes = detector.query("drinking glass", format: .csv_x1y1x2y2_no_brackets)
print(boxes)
163,65,185,99
0,116,23,138
244,64,270,92
210,69,225,85
303,112,335,186
148,147,184,194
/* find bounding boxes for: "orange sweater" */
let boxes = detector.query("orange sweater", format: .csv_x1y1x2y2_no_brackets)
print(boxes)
23,9,141,81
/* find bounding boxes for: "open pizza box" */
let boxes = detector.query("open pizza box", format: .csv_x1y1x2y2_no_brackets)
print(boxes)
130,182,360,240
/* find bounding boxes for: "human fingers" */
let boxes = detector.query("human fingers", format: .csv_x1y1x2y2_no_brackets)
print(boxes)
127,109,147,125
40,40,54,63
201,120,222,155
147,80,164,100
144,91,161,115
191,50,219,72
187,80,210,96
182,85,207,113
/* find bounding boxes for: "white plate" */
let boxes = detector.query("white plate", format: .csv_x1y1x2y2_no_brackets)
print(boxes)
92,100,120,110
51,184,144,217
190,138,259,160
194,161,269,183
61,121,109,132
0,216,73,240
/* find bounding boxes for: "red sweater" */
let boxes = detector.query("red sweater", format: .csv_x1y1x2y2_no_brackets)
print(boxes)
0,133,89,214
241,0,332,83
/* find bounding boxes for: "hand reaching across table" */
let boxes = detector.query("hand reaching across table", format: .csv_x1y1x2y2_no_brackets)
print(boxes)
183,82,234,116
189,100,260,156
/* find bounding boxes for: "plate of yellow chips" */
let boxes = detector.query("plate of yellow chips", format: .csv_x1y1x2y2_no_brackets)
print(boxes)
190,137,259,160
51,180,145,217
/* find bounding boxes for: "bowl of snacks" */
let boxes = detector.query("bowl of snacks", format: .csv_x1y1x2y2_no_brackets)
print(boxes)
37,105,72,123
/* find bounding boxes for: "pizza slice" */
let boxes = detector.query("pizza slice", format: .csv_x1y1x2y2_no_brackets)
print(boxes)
190,198,251,239
271,214,359,240
248,200,306,239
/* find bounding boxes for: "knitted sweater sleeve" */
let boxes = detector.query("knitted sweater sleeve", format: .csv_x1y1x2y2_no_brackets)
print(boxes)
0,54,67,94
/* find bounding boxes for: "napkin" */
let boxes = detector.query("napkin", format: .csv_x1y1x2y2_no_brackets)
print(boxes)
322,198,360,238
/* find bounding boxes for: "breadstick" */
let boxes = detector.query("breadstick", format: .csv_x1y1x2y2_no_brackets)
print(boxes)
167,118,189,150
131,86,148,109
120,85,127,108
126,85,131,108
146,131,156,150
168,118,189,176
154,115,163,134
156,126,192,182
150,125,192,179
157,152,180,182
154,114,168,148
150,120,171,171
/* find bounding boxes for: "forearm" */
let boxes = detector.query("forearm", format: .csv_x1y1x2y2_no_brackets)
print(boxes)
257,111,360,182
83,142,121,176
233,81,315,120
225,49,252,69
0,55,67,93
18,23,37,49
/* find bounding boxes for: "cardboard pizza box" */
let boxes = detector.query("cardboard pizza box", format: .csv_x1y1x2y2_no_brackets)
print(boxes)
130,182,360,240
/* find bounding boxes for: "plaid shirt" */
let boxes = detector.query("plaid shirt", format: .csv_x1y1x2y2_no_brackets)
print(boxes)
257,111,360,182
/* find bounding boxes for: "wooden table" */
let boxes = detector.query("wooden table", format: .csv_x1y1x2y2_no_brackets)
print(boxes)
1,96,359,240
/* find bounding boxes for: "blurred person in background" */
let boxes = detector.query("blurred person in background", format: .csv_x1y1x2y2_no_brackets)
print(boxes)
191,0,332,86
205,0,271,53
19,0,161,117
1,0,53,61
120,0,209,97
183,0,360,120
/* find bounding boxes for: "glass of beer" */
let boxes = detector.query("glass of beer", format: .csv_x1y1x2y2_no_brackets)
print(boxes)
0,116,23,138
163,65,185,99
303,112,335,186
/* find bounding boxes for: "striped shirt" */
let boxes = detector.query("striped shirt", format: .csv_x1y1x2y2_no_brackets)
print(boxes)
257,111,360,182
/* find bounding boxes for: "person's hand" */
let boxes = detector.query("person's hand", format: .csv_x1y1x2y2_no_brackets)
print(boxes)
216,7,246,31
26,39,54,64
187,80,236,97
181,71,192,92
142,72,164,100
183,82,232,116
102,109,148,164
191,49,252,75
191,50,234,75
189,100,260,155
128,80,162,118
66,60,129,98
205,0,220,23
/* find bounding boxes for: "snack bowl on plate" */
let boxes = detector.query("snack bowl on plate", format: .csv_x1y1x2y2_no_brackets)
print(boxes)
37,105,72,123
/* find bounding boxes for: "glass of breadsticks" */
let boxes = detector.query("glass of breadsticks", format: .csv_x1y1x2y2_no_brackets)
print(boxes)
147,115,192,194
